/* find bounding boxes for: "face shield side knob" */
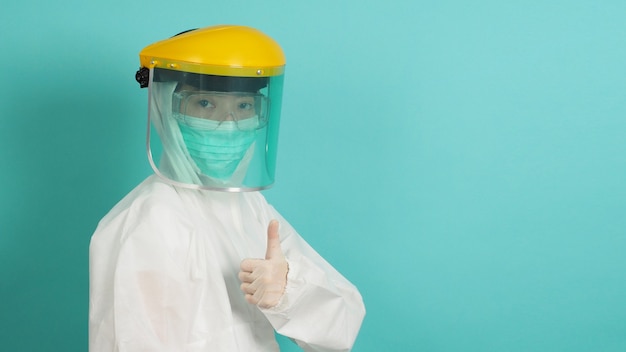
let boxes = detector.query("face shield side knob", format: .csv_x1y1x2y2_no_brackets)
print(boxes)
136,67,150,88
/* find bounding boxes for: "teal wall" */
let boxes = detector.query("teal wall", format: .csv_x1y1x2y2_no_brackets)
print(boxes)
1,1,625,351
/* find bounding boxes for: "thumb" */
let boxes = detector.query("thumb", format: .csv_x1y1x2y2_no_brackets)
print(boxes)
265,219,283,260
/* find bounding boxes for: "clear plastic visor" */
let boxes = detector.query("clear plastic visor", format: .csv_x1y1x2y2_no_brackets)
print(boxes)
146,68,284,192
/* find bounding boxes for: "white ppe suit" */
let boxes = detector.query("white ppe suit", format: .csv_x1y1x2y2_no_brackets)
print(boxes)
89,175,366,351
89,79,365,351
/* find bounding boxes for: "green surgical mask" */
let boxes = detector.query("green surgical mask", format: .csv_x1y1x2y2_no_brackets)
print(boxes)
175,114,258,180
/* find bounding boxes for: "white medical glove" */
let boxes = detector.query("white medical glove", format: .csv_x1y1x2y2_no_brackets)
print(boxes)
239,220,289,309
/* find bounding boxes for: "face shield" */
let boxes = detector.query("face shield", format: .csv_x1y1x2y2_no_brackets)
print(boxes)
147,68,284,191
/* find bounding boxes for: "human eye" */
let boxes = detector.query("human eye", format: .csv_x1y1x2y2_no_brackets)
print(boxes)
237,97,256,111
238,102,253,110
183,94,217,119
197,98,215,109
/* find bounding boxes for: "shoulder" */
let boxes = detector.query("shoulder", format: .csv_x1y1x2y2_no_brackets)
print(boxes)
241,190,270,209
94,176,188,237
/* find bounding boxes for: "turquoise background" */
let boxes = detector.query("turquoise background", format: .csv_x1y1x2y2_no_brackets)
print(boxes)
1,1,625,351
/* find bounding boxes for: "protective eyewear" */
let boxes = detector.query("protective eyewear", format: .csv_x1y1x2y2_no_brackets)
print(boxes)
173,90,268,127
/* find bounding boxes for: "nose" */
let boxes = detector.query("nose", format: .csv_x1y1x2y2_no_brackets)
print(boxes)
222,111,236,121
214,106,236,121
216,100,241,121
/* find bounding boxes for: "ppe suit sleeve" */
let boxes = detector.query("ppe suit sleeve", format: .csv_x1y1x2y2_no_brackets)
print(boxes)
256,203,366,352
90,181,234,351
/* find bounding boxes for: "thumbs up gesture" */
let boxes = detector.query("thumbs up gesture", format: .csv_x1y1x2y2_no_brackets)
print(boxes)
239,220,289,309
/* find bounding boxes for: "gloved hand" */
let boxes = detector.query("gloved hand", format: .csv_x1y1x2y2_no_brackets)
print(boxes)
239,220,289,309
